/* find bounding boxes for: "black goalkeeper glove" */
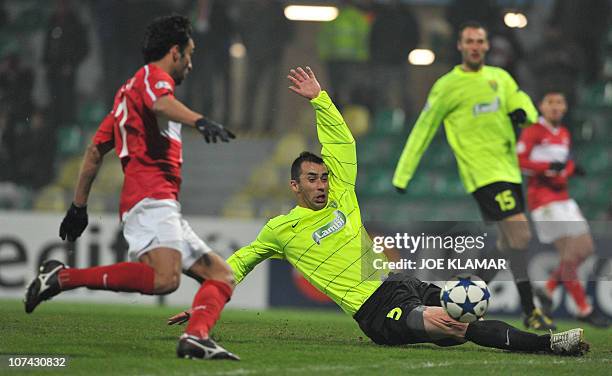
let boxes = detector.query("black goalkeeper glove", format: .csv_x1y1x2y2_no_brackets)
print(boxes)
508,109,527,126
395,186,406,194
548,161,566,172
59,203,88,241
195,118,236,143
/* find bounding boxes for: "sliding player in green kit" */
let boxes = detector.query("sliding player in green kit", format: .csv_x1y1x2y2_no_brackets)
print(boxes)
168,66,587,356
392,21,554,330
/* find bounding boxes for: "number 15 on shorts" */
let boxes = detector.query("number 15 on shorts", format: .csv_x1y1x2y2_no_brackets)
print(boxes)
494,189,516,212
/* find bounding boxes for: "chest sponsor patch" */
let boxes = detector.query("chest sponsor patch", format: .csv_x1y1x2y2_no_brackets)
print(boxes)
312,210,346,245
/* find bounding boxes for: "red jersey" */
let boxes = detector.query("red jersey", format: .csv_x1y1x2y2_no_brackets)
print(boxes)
517,118,576,210
93,64,183,216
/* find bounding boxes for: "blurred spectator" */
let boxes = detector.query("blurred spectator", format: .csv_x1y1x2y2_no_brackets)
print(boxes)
186,0,235,126
14,108,54,189
528,28,584,112
0,49,34,181
317,0,371,110
238,0,292,132
92,0,173,108
0,50,34,123
43,0,89,127
369,0,419,114
0,107,11,181
551,0,610,82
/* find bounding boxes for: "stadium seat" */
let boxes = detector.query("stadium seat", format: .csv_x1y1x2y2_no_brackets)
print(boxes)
341,105,370,138
372,108,406,136
57,126,84,157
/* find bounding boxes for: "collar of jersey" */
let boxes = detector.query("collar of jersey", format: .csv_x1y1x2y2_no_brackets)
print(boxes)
454,65,487,75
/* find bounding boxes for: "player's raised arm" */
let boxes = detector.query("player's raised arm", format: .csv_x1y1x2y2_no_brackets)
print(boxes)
392,80,449,192
288,66,357,190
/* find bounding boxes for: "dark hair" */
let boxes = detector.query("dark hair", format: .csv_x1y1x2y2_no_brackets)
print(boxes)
457,21,488,41
142,15,192,63
291,151,324,181
538,89,566,103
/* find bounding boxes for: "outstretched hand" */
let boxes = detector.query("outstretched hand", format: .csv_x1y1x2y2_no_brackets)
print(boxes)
288,66,321,100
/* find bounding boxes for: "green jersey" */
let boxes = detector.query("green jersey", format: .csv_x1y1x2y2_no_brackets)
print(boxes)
227,91,385,315
393,65,537,193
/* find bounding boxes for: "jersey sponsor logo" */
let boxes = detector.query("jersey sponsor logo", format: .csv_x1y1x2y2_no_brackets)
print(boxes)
155,80,172,90
386,307,403,321
472,96,500,116
312,210,346,245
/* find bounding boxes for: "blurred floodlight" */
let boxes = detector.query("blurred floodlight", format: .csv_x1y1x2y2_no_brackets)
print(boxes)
230,42,246,58
408,49,435,66
504,12,528,28
284,5,338,22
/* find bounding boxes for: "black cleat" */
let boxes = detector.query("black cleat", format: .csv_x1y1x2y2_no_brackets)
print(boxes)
177,335,240,360
524,308,557,331
24,260,65,313
577,308,610,328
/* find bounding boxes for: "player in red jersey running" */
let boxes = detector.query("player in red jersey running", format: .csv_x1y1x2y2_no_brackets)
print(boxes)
24,15,240,359
517,90,609,328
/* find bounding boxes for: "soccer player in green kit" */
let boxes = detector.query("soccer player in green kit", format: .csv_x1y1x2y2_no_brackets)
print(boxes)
392,21,554,330
169,66,587,356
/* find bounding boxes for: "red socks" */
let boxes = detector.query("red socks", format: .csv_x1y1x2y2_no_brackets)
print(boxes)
185,280,233,339
58,262,155,295
546,260,591,315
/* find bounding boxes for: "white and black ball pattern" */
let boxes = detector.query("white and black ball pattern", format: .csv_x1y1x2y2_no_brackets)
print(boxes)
440,274,491,323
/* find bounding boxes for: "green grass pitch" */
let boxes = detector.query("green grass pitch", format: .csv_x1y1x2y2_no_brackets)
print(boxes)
1,299,610,375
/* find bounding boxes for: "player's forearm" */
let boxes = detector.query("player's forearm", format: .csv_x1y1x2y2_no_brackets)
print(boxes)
311,91,355,145
392,113,440,188
152,95,202,126
73,144,105,207
518,156,550,175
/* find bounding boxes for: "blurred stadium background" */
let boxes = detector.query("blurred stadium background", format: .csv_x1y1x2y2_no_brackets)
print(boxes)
1,0,611,316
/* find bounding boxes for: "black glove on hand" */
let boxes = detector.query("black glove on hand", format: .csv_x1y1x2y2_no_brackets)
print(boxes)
573,165,587,177
59,203,88,241
395,186,406,194
195,118,236,143
548,161,566,172
508,109,527,126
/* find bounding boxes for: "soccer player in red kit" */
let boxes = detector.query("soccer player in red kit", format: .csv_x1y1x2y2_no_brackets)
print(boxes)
24,15,241,359
517,91,609,328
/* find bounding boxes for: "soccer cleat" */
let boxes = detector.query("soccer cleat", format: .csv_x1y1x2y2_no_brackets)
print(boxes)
577,308,610,328
24,260,65,313
550,328,590,356
177,334,240,360
524,308,557,331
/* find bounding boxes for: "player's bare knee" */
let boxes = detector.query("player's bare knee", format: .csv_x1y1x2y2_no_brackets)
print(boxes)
507,230,531,251
154,270,181,294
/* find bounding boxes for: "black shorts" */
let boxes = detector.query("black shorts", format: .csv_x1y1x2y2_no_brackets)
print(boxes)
472,182,525,221
354,274,455,346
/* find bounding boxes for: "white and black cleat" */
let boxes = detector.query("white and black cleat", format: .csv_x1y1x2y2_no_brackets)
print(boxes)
177,334,240,360
550,328,590,356
24,260,65,313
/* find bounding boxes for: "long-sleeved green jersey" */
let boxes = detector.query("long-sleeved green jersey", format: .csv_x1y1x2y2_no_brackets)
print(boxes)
393,65,537,193
227,91,385,315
